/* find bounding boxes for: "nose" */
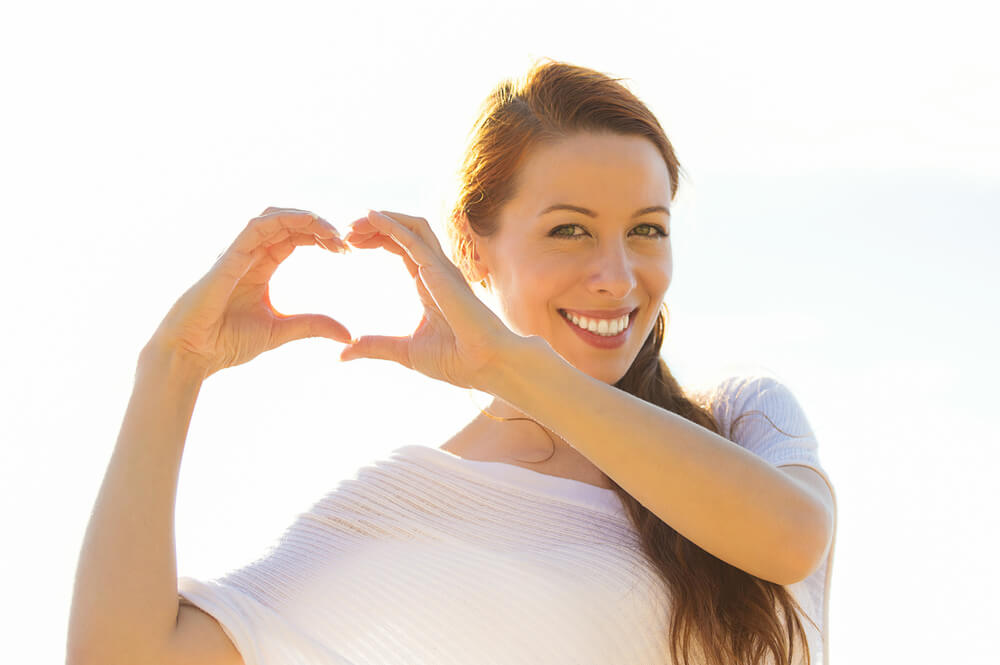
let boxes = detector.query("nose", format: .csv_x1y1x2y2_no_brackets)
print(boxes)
586,240,636,299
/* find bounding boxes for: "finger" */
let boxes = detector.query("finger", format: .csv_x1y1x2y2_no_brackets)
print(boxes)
347,223,374,237
344,232,419,278
258,208,346,242
346,215,376,234
214,212,342,281
244,232,349,285
364,210,439,270
343,234,383,249
343,224,379,248
183,214,342,337
261,206,313,216
362,212,443,311
343,230,378,246
259,206,347,233
314,234,351,254
230,212,338,263
371,210,449,259
365,210,480,329
270,312,354,349
339,334,412,368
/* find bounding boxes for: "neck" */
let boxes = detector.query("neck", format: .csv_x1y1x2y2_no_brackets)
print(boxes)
476,397,575,463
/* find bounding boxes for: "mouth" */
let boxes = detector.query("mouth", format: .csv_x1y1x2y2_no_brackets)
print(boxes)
557,307,638,348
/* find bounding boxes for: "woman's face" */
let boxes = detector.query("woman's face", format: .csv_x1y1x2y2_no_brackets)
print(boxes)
473,131,673,385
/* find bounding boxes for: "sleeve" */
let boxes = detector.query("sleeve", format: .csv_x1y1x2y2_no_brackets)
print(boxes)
708,375,836,664
177,572,359,665
176,510,361,665
710,375,829,483
176,576,268,665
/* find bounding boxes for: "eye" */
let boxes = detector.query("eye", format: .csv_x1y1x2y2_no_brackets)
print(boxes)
549,224,587,238
633,223,669,238
547,223,670,239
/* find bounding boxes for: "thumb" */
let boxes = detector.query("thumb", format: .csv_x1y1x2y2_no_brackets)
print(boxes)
270,314,353,348
339,334,412,368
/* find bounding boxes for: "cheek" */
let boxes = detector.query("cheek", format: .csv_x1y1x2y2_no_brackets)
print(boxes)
642,254,672,297
498,263,572,325
508,257,571,295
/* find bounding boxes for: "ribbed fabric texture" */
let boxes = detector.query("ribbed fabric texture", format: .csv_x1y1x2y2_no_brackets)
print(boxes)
178,374,835,665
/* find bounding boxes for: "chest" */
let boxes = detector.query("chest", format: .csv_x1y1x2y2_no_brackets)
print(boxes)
439,439,614,490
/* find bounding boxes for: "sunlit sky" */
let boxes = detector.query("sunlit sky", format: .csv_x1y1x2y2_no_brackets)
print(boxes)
2,1,997,662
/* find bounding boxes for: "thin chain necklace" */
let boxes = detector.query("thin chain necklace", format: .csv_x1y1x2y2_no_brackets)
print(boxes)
465,388,557,464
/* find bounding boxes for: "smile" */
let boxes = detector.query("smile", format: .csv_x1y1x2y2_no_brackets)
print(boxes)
558,308,637,349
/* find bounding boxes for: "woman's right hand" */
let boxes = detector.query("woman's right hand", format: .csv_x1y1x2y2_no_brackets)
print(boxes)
144,207,356,379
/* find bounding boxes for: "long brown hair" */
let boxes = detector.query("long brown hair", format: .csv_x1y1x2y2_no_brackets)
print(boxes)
445,58,819,665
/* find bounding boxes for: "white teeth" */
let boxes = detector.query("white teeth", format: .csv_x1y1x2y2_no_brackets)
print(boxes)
563,311,630,336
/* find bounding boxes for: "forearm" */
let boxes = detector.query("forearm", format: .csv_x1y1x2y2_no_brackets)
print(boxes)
67,345,207,665
478,337,826,585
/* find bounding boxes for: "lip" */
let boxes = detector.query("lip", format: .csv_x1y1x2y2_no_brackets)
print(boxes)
559,306,636,319
558,307,637,349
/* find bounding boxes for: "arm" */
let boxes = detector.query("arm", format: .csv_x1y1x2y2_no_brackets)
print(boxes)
478,337,834,586
65,208,348,665
67,344,207,665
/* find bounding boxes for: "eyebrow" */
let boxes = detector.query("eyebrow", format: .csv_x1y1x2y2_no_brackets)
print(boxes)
537,203,670,218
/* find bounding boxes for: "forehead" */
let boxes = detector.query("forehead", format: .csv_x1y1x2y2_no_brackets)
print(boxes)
506,132,672,217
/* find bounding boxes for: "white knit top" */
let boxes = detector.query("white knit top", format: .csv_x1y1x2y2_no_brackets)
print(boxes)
178,374,836,665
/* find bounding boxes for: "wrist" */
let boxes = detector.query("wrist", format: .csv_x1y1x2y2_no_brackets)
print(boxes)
473,333,550,397
138,338,211,385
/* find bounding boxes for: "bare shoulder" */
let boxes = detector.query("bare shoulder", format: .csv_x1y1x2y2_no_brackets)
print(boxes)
166,599,245,665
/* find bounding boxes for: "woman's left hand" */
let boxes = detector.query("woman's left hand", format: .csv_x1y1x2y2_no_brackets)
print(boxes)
340,209,517,390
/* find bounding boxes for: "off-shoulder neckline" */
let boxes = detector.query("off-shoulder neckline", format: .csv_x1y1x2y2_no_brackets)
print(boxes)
388,444,628,519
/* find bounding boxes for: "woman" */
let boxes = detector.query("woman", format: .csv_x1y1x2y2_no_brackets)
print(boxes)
68,59,836,665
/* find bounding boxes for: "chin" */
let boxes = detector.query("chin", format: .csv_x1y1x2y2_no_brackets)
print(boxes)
582,363,633,386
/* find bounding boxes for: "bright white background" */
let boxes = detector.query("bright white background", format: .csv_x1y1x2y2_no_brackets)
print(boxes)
2,1,997,662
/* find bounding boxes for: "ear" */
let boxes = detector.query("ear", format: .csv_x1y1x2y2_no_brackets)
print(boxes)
457,213,492,291
465,234,491,290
